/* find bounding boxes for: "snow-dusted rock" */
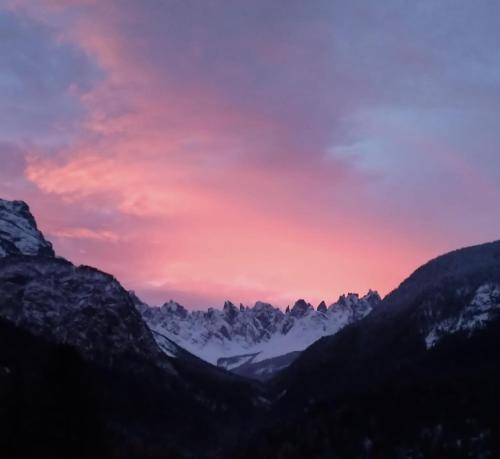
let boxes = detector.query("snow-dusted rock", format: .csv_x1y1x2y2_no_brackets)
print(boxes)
0,199,54,257
425,283,500,348
137,290,382,372
289,299,314,318
0,257,173,371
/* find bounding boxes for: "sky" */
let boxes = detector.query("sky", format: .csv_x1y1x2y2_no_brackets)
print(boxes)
1,0,500,308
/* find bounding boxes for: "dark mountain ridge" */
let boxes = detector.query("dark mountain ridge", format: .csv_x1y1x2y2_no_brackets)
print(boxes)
274,240,500,392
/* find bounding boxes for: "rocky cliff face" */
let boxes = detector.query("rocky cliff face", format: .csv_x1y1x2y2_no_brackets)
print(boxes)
0,256,172,370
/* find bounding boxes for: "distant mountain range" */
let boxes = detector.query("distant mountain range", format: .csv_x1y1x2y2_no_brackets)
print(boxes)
135,290,381,380
0,197,499,458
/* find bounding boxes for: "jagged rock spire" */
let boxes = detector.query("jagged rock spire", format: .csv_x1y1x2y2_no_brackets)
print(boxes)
317,301,327,313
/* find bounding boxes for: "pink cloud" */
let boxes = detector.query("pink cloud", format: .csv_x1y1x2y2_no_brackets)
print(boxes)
51,227,121,242
4,0,500,308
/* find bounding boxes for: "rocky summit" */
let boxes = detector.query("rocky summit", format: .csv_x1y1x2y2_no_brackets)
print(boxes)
0,199,54,258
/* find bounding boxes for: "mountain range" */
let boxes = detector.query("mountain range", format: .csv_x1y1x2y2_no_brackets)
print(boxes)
135,290,381,379
0,197,499,458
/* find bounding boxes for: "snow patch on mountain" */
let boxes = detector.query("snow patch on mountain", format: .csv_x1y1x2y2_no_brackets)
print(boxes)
217,352,260,371
425,283,500,348
150,329,184,358
222,350,302,381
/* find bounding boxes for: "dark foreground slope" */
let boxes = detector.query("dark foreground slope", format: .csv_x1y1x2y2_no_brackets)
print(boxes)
232,241,500,458
0,315,261,458
0,317,265,459
0,305,264,458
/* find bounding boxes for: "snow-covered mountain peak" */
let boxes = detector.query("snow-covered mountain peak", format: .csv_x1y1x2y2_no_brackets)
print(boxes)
0,199,54,258
364,289,382,305
222,300,239,323
289,299,314,318
332,292,359,308
253,301,276,312
160,300,188,318
317,301,327,313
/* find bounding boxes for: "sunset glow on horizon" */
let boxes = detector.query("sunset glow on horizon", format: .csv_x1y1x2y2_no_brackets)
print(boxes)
2,0,500,308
